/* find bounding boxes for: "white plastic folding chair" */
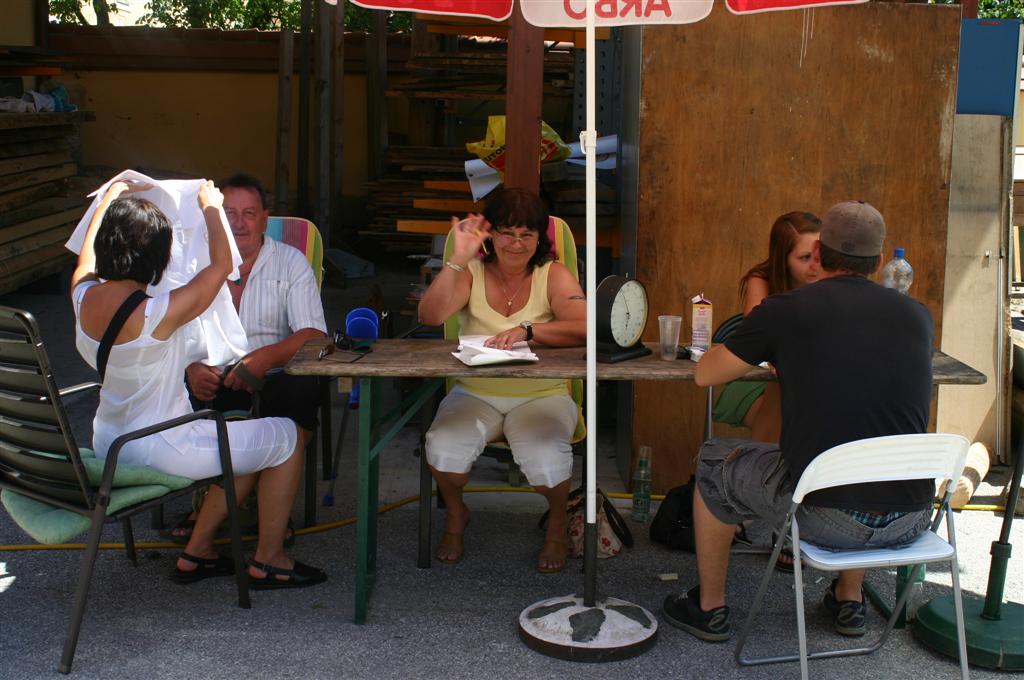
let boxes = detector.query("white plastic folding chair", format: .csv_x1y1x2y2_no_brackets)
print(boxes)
734,433,971,680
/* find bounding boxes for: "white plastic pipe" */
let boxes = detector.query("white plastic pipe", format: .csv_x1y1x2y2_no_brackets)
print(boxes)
583,0,597,530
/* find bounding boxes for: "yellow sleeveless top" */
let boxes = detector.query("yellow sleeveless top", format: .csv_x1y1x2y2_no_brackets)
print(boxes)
456,258,568,398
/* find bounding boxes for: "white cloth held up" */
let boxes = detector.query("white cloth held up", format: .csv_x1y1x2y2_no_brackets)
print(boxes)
65,169,249,367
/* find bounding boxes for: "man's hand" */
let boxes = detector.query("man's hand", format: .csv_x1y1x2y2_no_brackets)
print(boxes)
222,348,274,393
186,362,223,402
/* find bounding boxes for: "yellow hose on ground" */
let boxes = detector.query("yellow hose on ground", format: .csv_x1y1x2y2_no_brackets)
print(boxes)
0,486,1008,553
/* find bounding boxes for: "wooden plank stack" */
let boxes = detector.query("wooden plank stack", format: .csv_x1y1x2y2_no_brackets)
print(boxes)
362,145,477,252
0,112,94,294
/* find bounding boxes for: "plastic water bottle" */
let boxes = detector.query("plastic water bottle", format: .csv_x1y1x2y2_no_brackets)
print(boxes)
881,247,914,294
631,445,652,523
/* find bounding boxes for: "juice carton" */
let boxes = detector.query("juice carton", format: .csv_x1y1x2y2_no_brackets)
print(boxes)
691,293,713,350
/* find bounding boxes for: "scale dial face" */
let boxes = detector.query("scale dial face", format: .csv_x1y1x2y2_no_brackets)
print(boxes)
608,279,648,347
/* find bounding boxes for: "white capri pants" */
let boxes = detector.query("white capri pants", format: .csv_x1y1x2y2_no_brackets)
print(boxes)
103,416,299,481
424,387,578,488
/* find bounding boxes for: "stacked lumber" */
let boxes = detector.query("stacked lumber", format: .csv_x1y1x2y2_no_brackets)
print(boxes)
362,146,479,253
0,112,95,294
391,45,575,102
545,165,620,233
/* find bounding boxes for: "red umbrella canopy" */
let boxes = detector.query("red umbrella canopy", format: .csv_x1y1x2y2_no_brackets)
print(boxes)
340,0,866,25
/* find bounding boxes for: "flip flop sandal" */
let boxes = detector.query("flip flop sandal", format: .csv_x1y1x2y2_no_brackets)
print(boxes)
435,532,465,565
170,552,235,585
248,559,327,590
732,523,753,548
537,538,570,574
771,532,800,573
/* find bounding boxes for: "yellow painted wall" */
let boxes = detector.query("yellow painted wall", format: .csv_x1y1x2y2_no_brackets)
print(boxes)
1,0,35,46
65,69,369,202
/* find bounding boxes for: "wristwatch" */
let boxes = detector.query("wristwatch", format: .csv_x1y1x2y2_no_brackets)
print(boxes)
519,320,533,341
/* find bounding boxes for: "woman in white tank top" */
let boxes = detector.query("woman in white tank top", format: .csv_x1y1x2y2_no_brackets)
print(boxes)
71,180,325,590
417,188,586,573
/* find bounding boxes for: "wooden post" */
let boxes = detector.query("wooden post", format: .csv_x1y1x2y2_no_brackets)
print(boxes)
331,0,346,237
316,0,332,246
297,0,313,218
274,29,294,215
366,11,389,180
504,3,544,193
36,0,49,49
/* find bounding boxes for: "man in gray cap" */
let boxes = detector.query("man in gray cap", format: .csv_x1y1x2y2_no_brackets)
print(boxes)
663,201,935,642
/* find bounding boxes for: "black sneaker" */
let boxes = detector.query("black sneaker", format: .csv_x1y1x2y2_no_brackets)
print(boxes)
662,585,732,642
822,579,866,637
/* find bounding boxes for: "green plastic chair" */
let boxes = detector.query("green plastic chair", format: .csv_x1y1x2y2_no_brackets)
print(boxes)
0,306,250,674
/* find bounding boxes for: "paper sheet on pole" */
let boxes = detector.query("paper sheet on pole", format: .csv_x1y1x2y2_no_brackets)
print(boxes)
65,170,249,368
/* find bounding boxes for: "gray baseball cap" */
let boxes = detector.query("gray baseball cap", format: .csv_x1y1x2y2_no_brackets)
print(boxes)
820,201,886,257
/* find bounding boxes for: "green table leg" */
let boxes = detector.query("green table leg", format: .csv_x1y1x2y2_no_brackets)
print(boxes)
353,377,443,624
355,377,376,624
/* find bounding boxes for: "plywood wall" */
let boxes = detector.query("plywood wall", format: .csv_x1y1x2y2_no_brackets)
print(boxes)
633,2,961,492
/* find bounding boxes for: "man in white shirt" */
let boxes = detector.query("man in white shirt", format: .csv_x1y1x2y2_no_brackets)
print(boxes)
185,174,327,450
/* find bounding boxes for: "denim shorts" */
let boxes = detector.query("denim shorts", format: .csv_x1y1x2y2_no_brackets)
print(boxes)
695,438,932,550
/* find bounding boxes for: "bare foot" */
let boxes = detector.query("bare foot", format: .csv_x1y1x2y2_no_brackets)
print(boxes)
436,504,470,564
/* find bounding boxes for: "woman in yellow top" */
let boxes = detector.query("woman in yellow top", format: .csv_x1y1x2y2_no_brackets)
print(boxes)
418,188,586,573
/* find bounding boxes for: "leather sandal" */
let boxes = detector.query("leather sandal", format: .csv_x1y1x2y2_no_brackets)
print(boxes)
771,532,801,573
537,538,569,574
248,559,327,590
170,552,235,585
435,532,465,565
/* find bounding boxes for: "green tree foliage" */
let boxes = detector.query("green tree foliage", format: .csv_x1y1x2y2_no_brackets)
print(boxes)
142,0,302,28
50,0,115,25
931,0,1024,20
51,0,411,31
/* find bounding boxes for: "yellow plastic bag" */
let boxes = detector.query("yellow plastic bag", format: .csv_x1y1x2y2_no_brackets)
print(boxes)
466,115,571,176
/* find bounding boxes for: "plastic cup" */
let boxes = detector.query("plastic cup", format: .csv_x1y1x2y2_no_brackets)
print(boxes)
658,315,682,360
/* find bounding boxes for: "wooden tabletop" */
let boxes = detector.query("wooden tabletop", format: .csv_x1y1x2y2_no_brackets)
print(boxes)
287,339,987,385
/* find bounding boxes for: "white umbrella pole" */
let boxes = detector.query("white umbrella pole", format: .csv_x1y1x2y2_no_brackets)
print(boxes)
582,0,598,608
517,6,656,660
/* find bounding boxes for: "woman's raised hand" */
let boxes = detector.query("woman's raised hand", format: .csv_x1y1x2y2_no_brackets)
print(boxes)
105,180,152,200
198,180,224,211
450,213,490,263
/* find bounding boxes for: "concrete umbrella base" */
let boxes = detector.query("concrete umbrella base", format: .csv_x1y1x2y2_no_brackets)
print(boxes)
518,594,658,662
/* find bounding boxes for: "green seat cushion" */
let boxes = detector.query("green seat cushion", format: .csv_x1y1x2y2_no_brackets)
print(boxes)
712,380,769,427
1,448,194,545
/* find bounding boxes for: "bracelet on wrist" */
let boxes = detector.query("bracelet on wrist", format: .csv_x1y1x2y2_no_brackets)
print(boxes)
445,261,466,273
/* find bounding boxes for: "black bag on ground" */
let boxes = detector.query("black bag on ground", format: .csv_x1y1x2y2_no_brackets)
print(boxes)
649,479,696,552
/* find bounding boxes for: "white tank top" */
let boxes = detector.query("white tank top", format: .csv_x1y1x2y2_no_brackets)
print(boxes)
73,280,195,462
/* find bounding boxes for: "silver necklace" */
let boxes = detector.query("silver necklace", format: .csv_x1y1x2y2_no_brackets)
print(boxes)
495,269,530,308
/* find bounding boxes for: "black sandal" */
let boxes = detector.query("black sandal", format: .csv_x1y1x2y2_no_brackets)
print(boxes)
248,559,327,590
170,552,235,584
771,532,800,573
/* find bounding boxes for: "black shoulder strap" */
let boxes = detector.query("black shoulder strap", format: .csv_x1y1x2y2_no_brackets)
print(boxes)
97,289,149,382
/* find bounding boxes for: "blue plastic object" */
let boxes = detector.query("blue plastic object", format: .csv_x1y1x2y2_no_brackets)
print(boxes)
346,307,379,330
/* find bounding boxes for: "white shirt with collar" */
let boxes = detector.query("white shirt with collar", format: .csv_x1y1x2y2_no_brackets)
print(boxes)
239,236,327,350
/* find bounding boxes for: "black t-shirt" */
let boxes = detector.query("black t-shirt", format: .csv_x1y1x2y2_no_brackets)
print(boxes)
724,275,934,511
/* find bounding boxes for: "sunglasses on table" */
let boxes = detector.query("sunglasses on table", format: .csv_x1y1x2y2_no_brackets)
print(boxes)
317,330,375,361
